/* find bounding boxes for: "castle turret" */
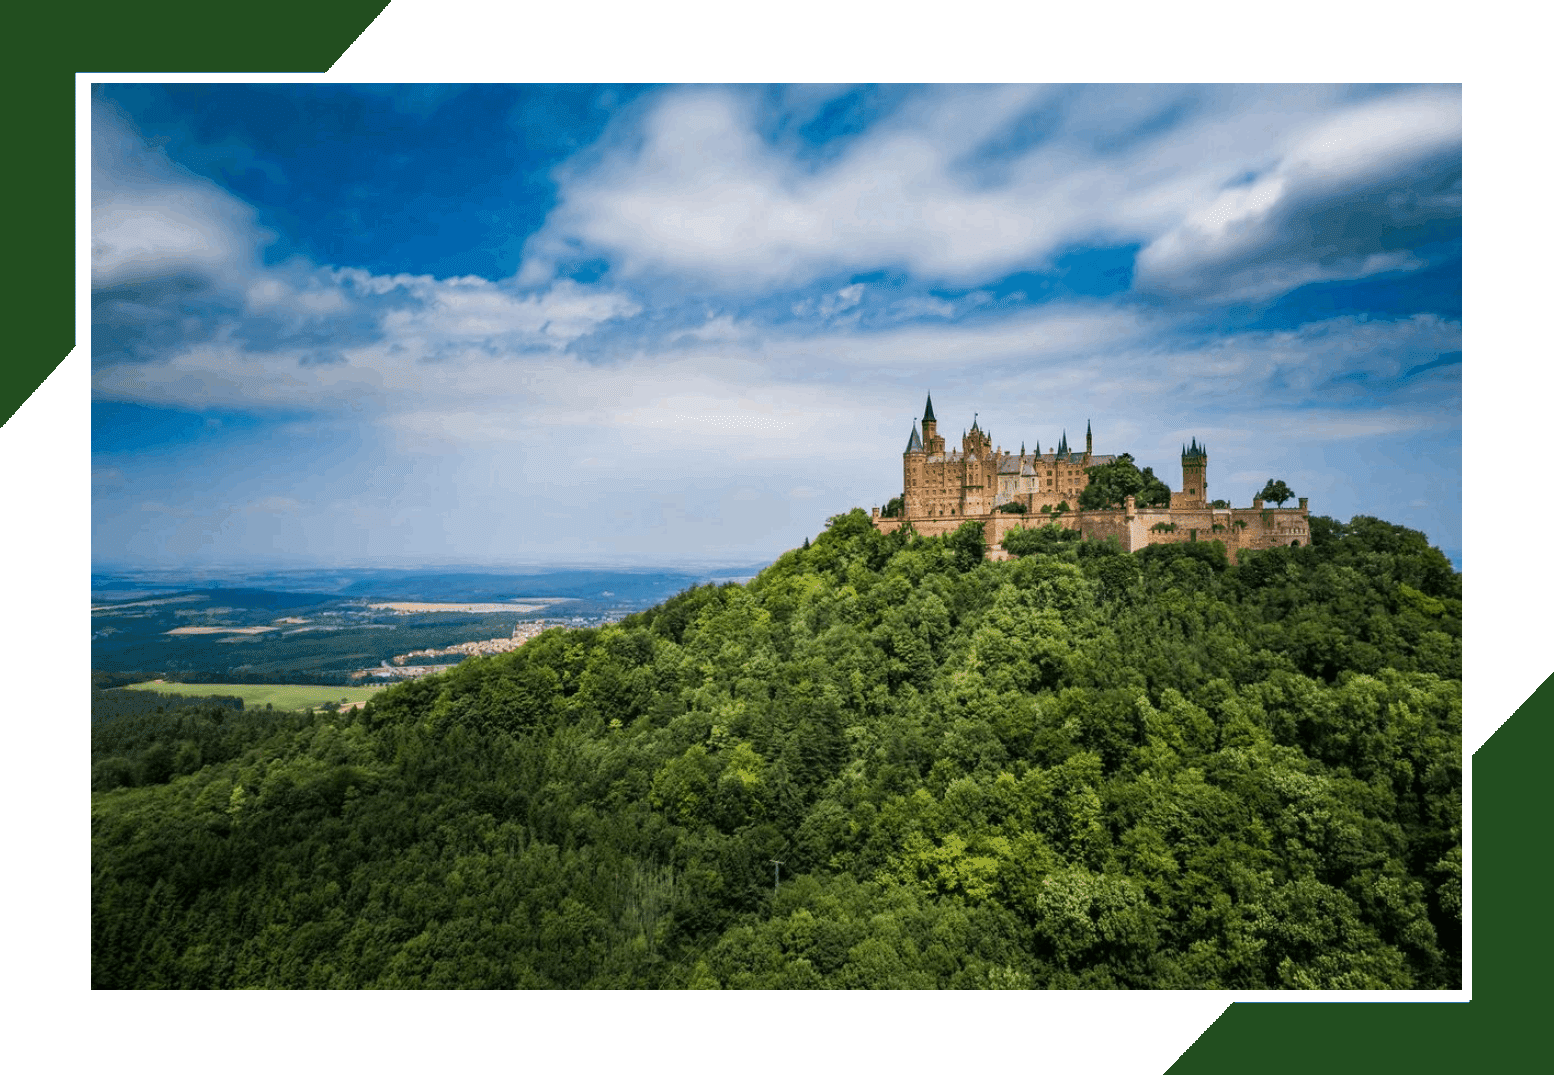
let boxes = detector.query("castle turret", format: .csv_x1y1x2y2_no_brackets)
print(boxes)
921,393,943,453
1085,419,1093,461
902,418,926,517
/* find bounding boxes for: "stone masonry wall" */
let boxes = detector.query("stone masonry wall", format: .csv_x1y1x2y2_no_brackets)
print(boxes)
873,501,1310,558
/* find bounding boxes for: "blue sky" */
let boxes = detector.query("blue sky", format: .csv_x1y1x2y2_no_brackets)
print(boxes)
91,83,1462,569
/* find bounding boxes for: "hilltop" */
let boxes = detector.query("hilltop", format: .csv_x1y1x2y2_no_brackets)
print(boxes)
92,511,1460,989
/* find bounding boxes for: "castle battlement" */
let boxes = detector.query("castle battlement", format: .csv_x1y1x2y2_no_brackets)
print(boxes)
874,396,1309,555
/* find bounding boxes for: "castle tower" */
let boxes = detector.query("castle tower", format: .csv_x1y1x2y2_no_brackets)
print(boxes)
1176,438,1208,509
961,416,992,516
1085,420,1093,462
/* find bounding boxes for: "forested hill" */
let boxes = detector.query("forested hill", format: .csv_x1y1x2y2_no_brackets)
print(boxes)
92,512,1461,989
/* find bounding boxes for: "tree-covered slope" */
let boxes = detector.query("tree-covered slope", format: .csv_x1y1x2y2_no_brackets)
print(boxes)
92,512,1461,989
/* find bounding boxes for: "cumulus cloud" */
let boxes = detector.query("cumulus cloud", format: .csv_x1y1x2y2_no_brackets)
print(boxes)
1134,87,1461,300
93,101,644,397
92,99,274,291
516,84,1459,302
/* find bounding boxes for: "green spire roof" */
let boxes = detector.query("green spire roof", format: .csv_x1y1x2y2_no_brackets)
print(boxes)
905,421,923,453
923,393,936,423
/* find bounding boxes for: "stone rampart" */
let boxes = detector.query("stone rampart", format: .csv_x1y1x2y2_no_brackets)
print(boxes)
874,501,1310,557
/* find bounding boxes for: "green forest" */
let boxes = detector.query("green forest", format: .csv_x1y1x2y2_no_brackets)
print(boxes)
92,511,1461,989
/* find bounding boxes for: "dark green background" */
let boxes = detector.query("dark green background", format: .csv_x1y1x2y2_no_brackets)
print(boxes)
33,7,1518,1065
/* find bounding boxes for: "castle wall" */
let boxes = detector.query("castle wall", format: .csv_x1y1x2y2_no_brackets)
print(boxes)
1073,509,1135,549
873,501,1310,557
1229,506,1310,550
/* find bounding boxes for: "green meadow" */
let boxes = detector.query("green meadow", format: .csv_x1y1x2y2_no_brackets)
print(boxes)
125,681,388,711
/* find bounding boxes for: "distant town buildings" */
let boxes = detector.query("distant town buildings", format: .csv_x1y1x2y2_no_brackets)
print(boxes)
351,613,630,680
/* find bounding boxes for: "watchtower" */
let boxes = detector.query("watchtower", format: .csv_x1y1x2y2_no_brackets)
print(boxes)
1175,438,1208,509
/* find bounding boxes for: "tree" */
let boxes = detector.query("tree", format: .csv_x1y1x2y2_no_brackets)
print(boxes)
945,520,986,571
1079,454,1143,510
995,501,1027,514
1002,522,1077,557
1137,468,1171,508
1080,454,1171,510
1258,479,1295,506
1210,499,1230,508
882,496,904,518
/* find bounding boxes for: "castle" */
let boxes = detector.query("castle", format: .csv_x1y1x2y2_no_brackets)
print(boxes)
872,395,1310,558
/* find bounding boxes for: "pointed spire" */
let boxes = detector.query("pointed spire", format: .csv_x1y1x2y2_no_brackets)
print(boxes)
905,419,923,453
923,393,936,423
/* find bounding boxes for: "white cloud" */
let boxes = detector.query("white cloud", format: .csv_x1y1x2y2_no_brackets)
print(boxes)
516,85,1458,297
1134,87,1460,299
885,296,956,320
94,101,642,378
793,283,866,319
361,271,641,351
92,99,273,290
673,312,745,343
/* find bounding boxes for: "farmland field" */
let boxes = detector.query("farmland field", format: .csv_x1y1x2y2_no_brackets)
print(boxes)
124,681,388,711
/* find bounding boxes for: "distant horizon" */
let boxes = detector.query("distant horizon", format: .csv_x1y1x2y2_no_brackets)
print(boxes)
89,558,781,578
90,503,1464,580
